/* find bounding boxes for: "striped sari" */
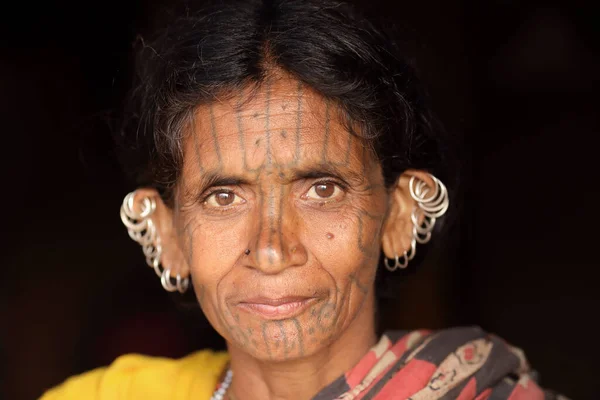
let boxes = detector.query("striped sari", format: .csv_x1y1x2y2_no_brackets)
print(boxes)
314,327,566,400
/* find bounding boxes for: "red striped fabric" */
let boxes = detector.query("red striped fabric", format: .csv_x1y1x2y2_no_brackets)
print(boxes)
313,327,565,400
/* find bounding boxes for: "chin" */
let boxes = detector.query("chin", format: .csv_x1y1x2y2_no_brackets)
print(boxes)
227,317,338,362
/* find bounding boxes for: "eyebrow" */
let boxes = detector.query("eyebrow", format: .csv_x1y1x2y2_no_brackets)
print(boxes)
197,173,252,193
194,163,365,193
286,163,365,186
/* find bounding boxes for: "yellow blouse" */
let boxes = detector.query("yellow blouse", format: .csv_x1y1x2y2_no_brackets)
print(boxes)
39,351,229,400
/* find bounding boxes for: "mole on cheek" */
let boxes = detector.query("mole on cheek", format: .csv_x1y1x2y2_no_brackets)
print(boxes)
326,232,335,240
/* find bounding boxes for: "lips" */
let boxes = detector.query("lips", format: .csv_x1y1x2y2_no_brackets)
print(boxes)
236,296,317,320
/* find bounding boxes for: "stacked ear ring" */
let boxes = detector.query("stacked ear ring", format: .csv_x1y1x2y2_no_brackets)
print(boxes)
120,191,190,293
384,175,449,272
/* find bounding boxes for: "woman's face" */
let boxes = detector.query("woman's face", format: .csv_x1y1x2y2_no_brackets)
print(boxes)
173,78,389,361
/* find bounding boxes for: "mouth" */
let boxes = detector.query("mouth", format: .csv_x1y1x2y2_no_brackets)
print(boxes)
236,296,318,320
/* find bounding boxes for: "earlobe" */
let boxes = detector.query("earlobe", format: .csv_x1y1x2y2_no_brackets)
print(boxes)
120,189,191,293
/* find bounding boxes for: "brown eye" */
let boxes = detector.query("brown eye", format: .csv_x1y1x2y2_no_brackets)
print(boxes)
215,192,234,206
205,190,244,208
315,183,335,198
306,182,343,201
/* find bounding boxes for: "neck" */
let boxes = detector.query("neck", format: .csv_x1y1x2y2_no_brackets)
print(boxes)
226,292,377,400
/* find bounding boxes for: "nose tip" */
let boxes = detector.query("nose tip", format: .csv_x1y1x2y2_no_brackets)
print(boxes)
248,225,308,274
262,246,280,265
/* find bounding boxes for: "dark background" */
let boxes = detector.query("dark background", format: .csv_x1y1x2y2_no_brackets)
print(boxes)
1,0,598,399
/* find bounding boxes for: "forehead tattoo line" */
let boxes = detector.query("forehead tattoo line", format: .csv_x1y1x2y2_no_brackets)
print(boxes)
292,81,303,166
321,100,331,162
265,78,273,167
236,107,248,171
320,100,355,168
190,117,206,175
236,108,266,176
209,104,223,166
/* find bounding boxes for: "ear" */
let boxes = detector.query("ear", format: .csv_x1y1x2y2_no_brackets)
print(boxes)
381,170,435,259
131,188,191,279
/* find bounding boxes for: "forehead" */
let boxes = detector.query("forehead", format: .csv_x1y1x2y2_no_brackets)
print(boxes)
182,78,368,177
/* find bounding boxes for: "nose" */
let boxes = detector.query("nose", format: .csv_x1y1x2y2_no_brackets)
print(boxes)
246,184,307,274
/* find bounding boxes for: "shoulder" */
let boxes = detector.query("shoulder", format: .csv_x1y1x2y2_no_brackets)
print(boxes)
39,350,229,400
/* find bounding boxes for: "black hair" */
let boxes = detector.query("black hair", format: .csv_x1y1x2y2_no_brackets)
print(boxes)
118,0,458,302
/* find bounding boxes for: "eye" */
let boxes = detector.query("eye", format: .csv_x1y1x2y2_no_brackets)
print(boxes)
305,182,344,201
204,190,244,208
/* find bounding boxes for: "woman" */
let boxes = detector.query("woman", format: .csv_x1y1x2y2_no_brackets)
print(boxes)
41,0,562,399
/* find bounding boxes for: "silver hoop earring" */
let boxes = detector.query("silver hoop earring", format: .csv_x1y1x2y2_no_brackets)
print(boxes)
120,191,190,293
409,175,449,246
409,175,449,218
384,254,398,271
384,252,409,272
161,268,178,292
384,174,449,272
406,238,417,260
160,268,189,294
176,273,190,293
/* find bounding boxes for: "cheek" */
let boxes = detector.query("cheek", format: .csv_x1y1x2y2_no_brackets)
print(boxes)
300,209,379,332
185,217,248,308
188,215,249,265
302,205,383,274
